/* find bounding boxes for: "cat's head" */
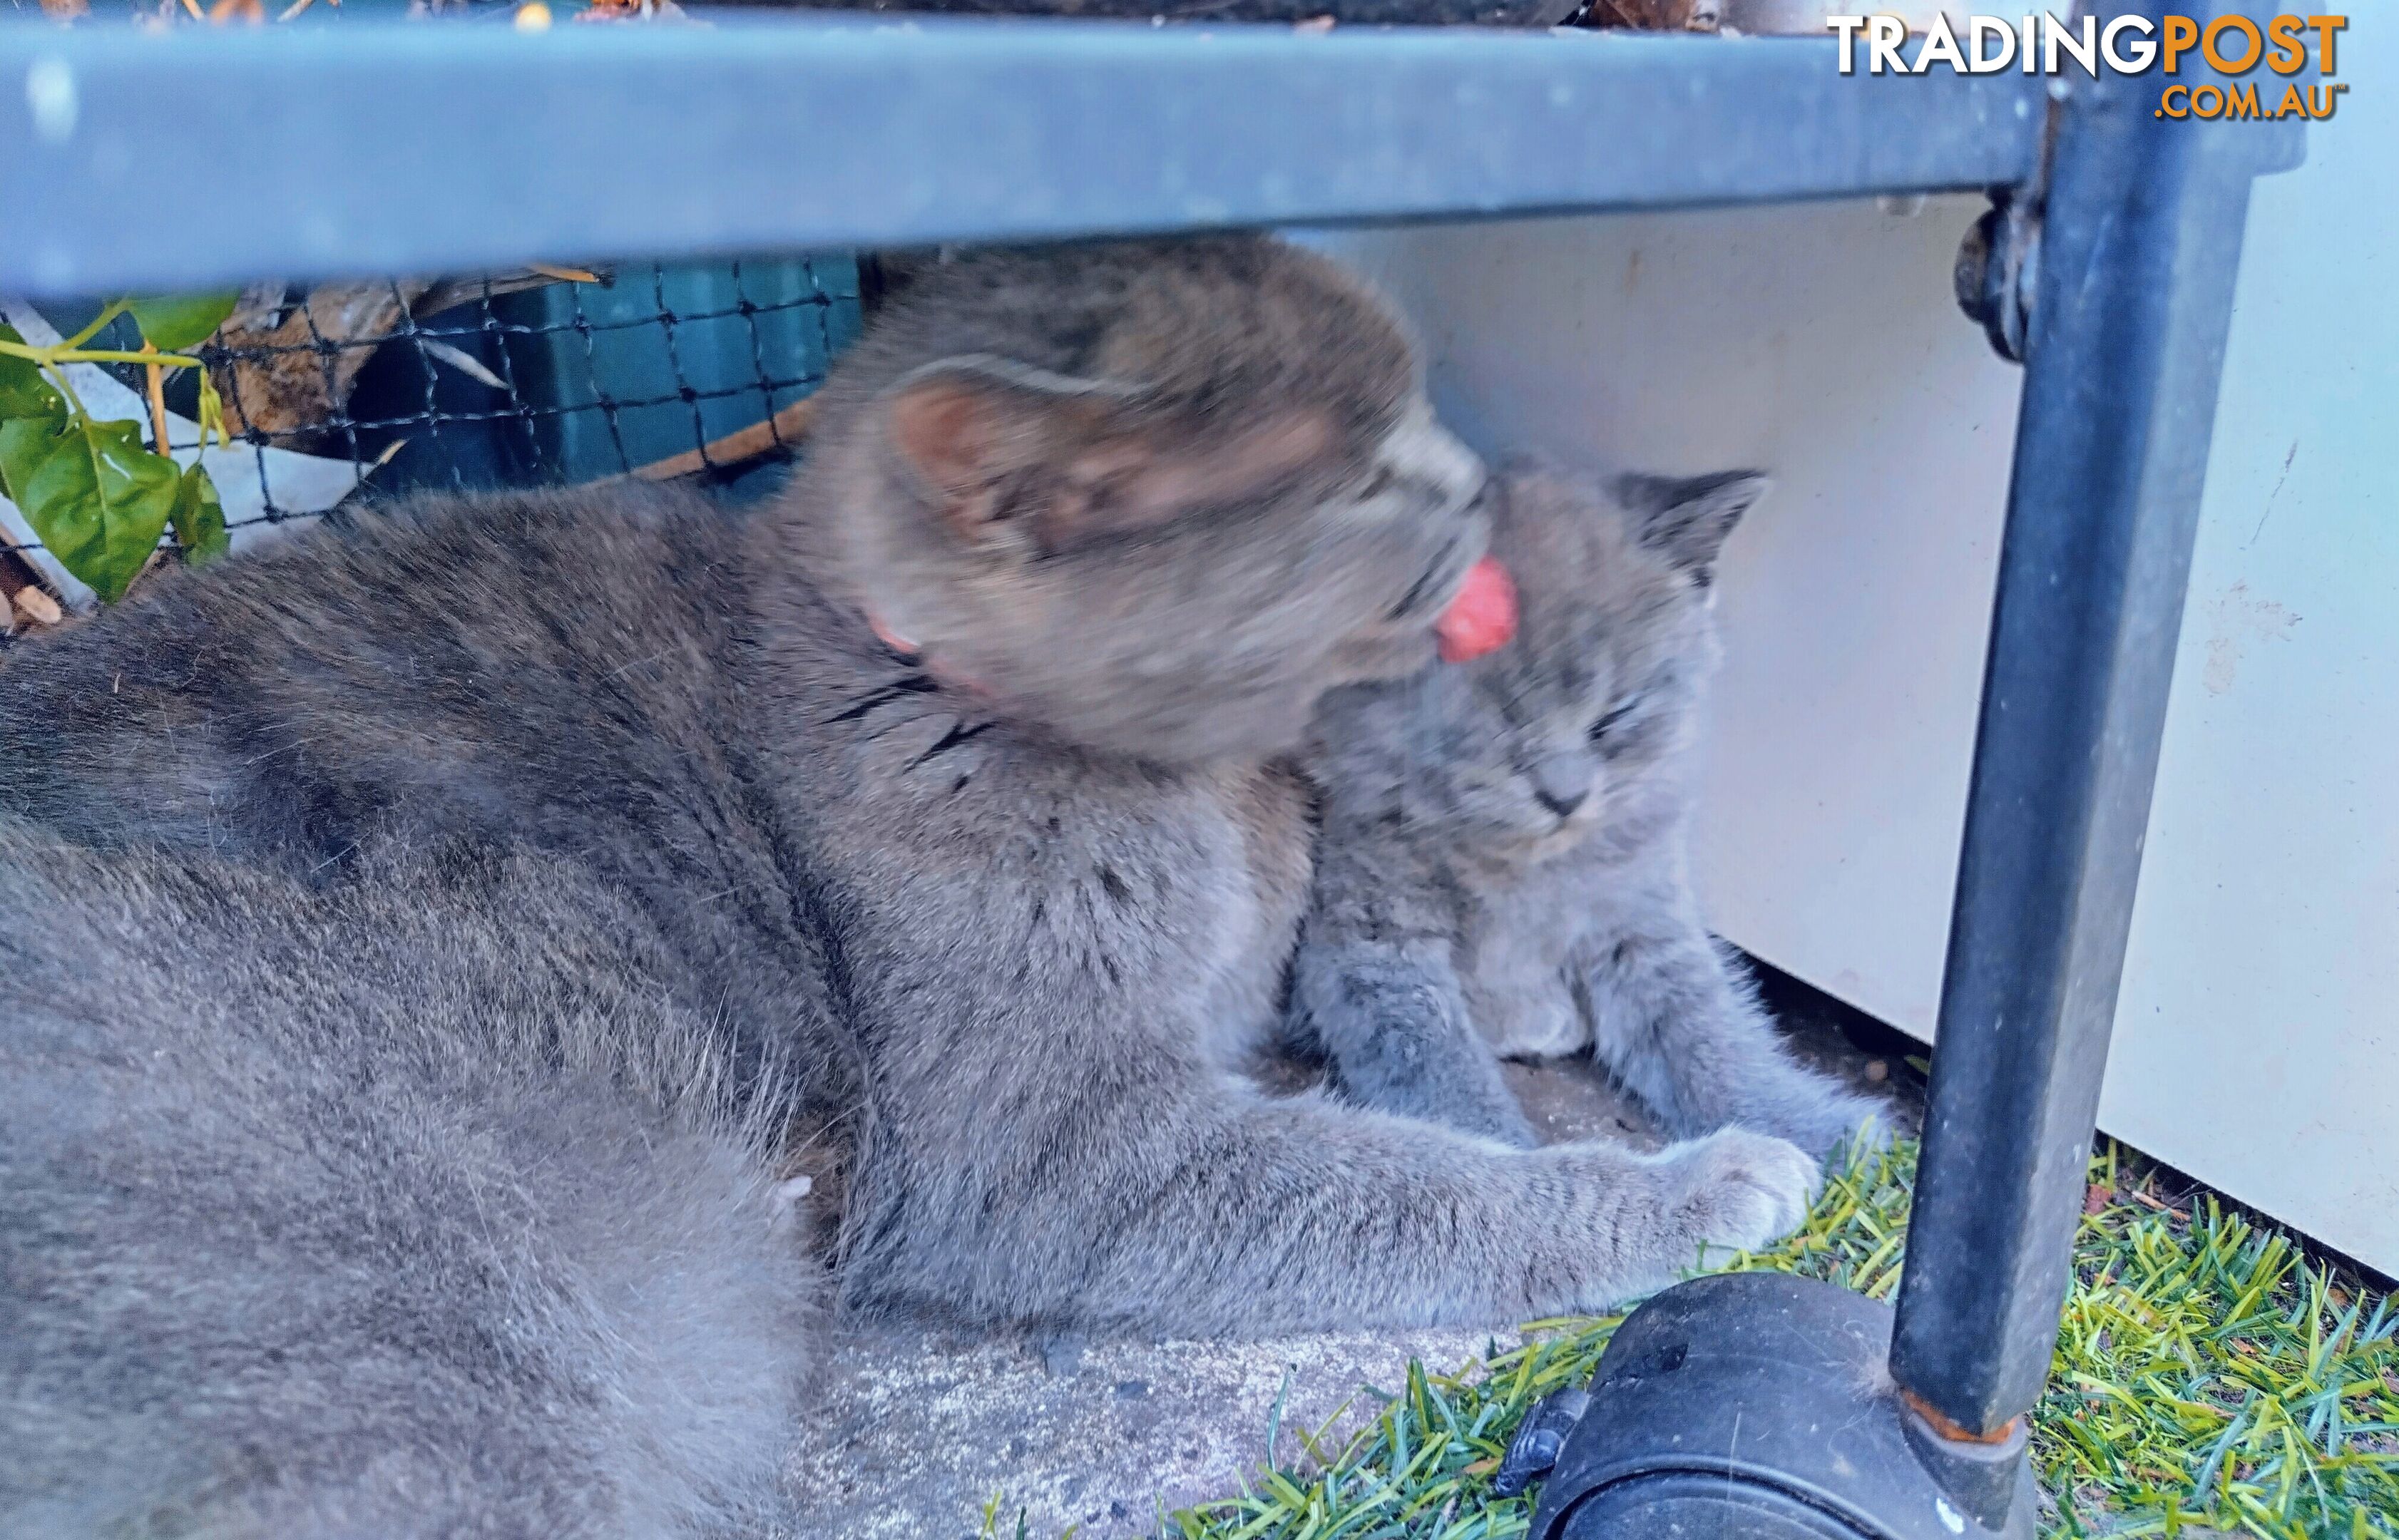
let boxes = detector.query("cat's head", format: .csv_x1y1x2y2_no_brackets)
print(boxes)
1309,463,1766,859
773,237,1493,764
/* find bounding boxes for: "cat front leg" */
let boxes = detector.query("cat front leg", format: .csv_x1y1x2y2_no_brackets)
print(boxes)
1577,917,1889,1160
864,1085,1820,1336
1288,820,1539,1147
834,827,1814,1337
1112,1096,1823,1332
1289,938,1540,1149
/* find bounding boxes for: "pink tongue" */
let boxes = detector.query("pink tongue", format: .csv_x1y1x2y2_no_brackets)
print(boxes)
1436,556,1518,663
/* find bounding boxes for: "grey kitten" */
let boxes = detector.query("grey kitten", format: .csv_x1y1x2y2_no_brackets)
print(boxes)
0,240,1818,1539
1294,463,1888,1159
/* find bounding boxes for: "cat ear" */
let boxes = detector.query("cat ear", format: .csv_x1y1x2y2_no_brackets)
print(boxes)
885,356,1137,544
886,356,1332,552
1614,471,1770,585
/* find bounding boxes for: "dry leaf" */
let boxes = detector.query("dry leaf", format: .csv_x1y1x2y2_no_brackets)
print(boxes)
203,267,600,443
418,339,509,392
1586,0,1717,29
207,280,430,442
414,266,611,319
11,582,65,630
576,0,688,22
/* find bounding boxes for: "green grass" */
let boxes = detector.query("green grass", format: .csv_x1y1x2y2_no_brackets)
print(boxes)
1162,1141,2399,1540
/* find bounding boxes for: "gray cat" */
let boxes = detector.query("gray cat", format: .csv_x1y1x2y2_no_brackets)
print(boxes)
1292,463,1888,1157
0,831,820,1540
0,240,1819,1539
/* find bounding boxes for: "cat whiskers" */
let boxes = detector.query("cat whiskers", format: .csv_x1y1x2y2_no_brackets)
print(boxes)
904,717,993,773
819,672,941,726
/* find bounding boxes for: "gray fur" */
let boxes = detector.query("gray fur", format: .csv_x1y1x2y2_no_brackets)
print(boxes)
1,240,1814,1538
1295,463,1888,1161
0,831,817,1540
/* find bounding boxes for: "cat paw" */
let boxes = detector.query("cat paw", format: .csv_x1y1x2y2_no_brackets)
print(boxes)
1659,1127,1819,1256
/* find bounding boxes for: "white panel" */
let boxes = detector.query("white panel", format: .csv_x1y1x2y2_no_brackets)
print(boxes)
2103,72,2399,1269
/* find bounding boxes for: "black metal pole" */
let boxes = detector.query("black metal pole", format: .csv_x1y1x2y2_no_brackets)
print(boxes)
1889,1,2284,1447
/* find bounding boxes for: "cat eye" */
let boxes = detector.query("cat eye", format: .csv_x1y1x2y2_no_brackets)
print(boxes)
1589,699,1640,744
1386,565,1443,622
1355,467,1396,502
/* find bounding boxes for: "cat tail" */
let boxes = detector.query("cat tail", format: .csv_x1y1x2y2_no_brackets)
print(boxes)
0,830,822,1540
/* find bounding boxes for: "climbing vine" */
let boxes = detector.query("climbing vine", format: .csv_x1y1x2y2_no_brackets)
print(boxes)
0,292,239,602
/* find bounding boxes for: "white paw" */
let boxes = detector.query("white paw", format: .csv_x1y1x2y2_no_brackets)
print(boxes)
1665,1127,1819,1256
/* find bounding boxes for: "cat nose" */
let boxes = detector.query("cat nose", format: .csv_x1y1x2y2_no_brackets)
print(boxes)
1530,754,1594,819
1535,786,1587,820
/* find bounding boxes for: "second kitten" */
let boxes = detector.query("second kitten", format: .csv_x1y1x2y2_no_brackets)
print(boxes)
1292,463,1887,1157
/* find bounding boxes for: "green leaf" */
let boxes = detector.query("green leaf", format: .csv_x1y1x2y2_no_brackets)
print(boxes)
6,413,183,602
0,393,68,505
125,292,240,354
168,463,230,566
0,324,62,420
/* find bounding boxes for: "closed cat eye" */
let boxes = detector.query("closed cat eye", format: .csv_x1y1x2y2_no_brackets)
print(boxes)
1589,699,1640,742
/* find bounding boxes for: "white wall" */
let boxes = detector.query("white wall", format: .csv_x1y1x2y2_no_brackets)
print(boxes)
1302,52,2398,1270
2107,75,2398,1267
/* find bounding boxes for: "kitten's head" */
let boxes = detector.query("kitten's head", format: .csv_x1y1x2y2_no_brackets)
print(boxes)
1309,463,1766,860
774,237,1493,764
